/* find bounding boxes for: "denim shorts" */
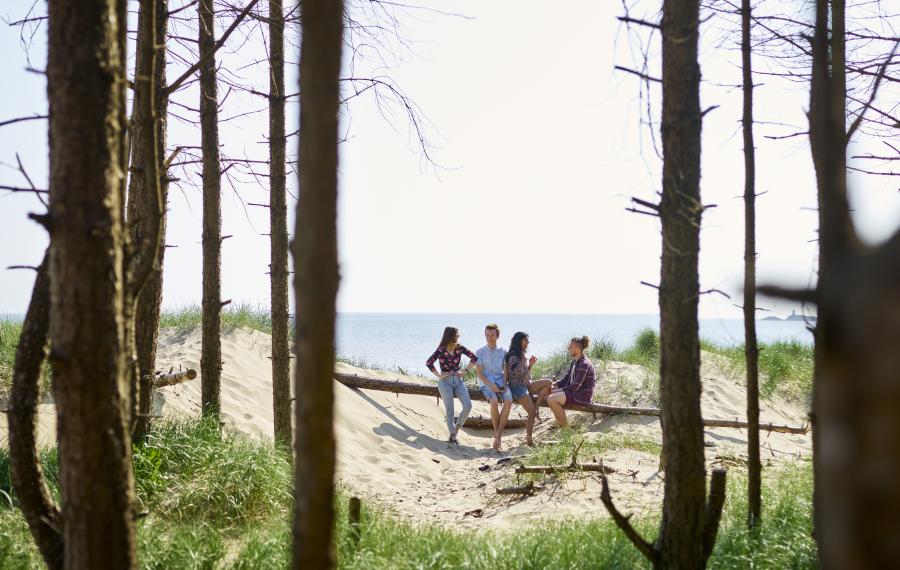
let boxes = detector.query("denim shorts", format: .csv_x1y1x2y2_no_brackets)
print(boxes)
509,385,530,400
480,383,512,402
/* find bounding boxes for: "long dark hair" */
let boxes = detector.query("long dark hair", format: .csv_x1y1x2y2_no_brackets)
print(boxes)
506,332,529,363
439,326,459,349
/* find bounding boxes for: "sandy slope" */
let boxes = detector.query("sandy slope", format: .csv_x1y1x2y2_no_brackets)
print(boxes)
1,327,812,529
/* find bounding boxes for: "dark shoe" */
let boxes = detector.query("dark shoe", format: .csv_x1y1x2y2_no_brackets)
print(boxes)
449,436,459,445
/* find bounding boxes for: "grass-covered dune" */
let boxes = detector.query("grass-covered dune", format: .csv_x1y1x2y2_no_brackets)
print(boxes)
0,418,814,569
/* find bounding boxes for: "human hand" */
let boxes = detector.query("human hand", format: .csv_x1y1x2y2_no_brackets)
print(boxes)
492,385,501,394
438,372,450,380
529,355,537,367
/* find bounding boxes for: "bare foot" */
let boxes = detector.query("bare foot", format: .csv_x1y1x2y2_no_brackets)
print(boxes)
492,434,502,451
526,438,535,447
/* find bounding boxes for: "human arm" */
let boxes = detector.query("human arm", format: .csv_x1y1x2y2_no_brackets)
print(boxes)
426,349,448,380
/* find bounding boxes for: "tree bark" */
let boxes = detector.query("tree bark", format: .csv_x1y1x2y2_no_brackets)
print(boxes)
655,0,720,565
269,0,291,447
199,0,223,420
740,0,761,528
7,252,63,570
293,0,343,567
127,0,169,442
804,0,900,566
808,0,854,554
47,0,137,565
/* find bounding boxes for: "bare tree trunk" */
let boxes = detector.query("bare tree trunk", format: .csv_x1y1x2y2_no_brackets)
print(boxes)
199,0,222,420
807,0,854,551
269,0,291,447
293,0,344,566
47,0,137,566
7,252,63,570
655,0,719,566
740,0,761,528
805,0,900,566
127,0,169,442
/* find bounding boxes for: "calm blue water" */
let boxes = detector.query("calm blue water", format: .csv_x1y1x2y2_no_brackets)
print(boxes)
335,313,814,375
2,311,814,376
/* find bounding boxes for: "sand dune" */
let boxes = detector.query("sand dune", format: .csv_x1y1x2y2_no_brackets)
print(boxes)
1,327,812,529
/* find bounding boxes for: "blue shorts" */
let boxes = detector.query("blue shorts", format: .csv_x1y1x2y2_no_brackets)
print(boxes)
480,383,512,402
510,385,530,400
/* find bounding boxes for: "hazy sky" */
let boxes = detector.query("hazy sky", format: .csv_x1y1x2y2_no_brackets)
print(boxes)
1,0,898,317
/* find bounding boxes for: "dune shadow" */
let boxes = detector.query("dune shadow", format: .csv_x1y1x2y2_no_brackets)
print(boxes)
348,387,497,460
704,430,748,445
588,414,660,432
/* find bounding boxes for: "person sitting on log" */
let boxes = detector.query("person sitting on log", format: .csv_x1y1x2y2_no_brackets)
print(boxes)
506,332,551,446
426,326,477,445
475,323,513,451
546,336,596,427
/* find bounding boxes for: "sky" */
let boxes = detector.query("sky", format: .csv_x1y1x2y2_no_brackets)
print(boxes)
1,0,898,317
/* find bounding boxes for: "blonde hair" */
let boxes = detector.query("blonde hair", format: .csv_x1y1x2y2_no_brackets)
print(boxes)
570,336,590,351
485,323,500,337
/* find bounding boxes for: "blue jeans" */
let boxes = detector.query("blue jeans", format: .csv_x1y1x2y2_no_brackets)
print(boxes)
437,374,472,437
510,384,530,400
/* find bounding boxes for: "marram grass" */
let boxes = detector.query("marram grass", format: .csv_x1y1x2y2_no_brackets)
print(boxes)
0,417,813,569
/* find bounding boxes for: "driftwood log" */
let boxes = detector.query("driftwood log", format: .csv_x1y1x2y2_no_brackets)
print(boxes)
334,372,809,434
515,462,615,475
461,415,528,430
496,481,534,495
152,368,198,388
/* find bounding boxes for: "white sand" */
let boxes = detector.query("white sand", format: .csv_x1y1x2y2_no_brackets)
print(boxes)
1,327,812,529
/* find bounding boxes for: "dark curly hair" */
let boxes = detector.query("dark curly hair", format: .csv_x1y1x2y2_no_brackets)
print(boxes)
506,332,529,363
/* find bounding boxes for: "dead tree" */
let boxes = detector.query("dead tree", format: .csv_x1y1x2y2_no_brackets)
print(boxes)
127,0,168,442
293,0,344,566
764,0,900,564
47,0,137,565
740,0,761,528
7,252,63,570
603,0,727,566
199,0,223,420
269,0,291,447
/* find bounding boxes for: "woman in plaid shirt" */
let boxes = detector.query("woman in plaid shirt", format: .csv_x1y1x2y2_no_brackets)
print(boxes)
426,326,478,444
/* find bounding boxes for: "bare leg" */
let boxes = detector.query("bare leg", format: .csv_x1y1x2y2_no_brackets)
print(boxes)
489,398,499,433
529,379,552,420
517,395,538,446
494,399,512,451
547,391,568,427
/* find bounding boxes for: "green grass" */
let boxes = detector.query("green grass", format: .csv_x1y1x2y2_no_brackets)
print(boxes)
0,417,814,569
158,304,275,335
701,339,814,402
514,426,661,484
0,319,52,402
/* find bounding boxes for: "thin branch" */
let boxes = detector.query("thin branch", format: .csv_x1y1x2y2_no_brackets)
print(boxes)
614,65,662,83
0,114,47,128
599,475,659,564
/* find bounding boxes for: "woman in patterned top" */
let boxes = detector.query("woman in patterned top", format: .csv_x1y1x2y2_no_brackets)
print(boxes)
546,336,596,427
426,326,478,444
505,331,543,446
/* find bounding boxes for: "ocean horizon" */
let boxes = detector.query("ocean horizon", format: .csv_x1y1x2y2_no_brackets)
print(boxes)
2,311,814,376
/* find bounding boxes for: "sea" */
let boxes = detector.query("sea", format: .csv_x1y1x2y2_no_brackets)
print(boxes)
335,313,814,376
1,312,814,377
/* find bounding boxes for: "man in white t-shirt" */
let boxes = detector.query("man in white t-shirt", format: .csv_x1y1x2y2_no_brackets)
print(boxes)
475,323,512,451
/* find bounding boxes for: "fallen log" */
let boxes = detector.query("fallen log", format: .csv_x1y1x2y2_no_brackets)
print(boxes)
153,368,198,388
496,481,534,495
461,415,528,430
515,462,615,475
334,372,809,434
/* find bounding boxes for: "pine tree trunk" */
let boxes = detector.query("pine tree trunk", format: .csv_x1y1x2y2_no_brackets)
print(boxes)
269,0,291,447
47,0,137,566
293,0,344,566
127,0,169,441
740,0,761,528
199,0,223,420
805,0,900,565
656,0,711,566
808,0,854,552
7,252,63,570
